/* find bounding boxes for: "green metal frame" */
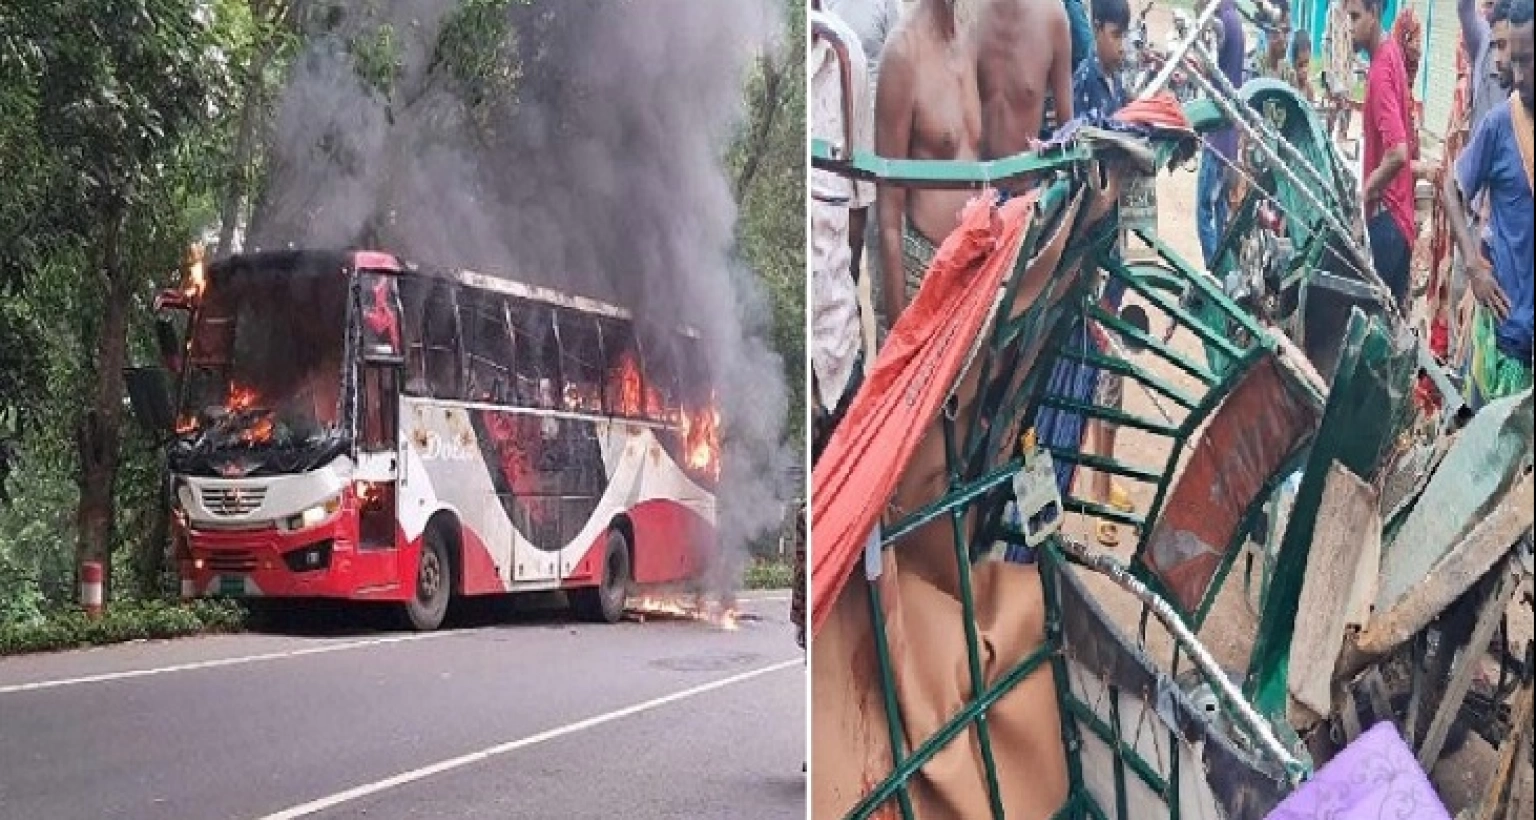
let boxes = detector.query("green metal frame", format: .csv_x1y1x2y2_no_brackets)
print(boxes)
821,144,1312,818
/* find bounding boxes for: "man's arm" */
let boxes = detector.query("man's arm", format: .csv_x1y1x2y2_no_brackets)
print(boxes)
875,38,916,323
1364,144,1410,203
1441,116,1512,319
1049,9,1075,126
1460,0,1490,63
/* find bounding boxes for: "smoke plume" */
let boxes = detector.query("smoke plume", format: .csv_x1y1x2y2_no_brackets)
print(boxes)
250,0,796,589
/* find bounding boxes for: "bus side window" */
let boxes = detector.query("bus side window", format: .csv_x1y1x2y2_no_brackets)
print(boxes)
397,278,430,396
555,310,604,415
676,331,710,409
638,333,681,423
421,284,462,400
461,293,513,403
510,303,559,409
597,319,642,417
360,365,398,451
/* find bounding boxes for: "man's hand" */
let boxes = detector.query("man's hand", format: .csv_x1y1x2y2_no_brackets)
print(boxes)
1465,254,1512,322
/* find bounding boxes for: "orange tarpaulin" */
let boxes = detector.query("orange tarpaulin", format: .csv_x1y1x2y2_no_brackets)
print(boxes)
809,191,1036,637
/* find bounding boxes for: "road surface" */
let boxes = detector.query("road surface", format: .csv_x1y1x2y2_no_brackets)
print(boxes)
0,591,804,820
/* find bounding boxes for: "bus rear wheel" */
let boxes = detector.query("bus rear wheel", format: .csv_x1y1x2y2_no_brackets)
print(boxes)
403,530,451,631
573,530,630,624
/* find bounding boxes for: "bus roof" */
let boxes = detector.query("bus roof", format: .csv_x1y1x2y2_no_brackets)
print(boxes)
350,251,702,339
208,250,700,339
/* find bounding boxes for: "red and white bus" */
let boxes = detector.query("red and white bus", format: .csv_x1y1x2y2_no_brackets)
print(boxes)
147,249,720,630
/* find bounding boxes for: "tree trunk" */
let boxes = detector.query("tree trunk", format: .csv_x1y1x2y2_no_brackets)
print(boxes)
214,34,284,259
136,470,173,597
75,204,132,601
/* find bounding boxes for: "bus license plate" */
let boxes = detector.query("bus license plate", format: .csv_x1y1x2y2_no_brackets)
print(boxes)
218,575,246,597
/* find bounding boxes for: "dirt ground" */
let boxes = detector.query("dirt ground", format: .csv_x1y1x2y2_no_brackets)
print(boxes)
1049,7,1527,814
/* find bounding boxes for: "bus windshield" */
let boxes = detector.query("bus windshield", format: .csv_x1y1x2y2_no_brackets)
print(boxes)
174,256,349,462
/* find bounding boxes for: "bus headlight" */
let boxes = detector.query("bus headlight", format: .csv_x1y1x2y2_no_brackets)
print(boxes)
279,495,342,532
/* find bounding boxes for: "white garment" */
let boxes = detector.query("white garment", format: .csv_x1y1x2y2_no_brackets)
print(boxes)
825,0,901,82
811,10,876,413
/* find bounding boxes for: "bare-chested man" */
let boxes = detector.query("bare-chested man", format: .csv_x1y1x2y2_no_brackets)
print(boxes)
974,0,1076,163
874,0,983,329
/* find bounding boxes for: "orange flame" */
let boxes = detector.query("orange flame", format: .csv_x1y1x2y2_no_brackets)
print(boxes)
225,384,274,444
182,244,206,299
626,595,739,631
227,385,258,412
680,396,722,479
175,415,198,435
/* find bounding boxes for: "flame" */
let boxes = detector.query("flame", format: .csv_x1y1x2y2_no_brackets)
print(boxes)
225,384,274,444
183,244,206,299
680,396,722,479
614,353,646,416
227,385,258,412
625,595,739,631
175,415,198,435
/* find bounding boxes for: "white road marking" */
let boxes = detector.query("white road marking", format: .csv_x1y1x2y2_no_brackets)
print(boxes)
255,658,801,819
0,632,457,696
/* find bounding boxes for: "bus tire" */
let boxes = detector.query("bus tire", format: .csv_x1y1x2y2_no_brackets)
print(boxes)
573,530,630,624
403,529,452,631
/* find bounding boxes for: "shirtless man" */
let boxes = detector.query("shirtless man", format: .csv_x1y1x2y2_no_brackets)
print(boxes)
974,0,1076,162
874,0,984,327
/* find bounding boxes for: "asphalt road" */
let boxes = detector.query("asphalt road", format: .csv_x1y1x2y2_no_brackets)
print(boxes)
0,591,804,820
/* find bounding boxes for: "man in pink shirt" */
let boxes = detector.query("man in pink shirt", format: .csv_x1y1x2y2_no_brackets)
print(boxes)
1350,0,1418,308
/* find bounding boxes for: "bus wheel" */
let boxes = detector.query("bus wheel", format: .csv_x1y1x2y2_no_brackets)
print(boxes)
573,530,630,624
403,530,451,631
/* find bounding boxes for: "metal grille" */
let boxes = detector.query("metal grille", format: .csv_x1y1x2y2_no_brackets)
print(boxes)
200,485,267,517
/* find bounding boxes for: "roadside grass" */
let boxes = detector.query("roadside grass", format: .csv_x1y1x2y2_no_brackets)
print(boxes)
0,599,246,656
742,557,795,591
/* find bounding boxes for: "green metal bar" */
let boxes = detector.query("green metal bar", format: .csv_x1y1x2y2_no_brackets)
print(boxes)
1086,305,1218,387
1042,544,1089,806
1037,395,1182,438
1055,348,1200,412
1103,257,1247,362
845,641,1057,820
883,462,1017,544
1064,497,1146,530
811,138,1095,189
1109,687,1130,820
1045,448,1163,485
941,413,1007,820
1062,698,1172,800
1134,229,1270,341
867,579,919,820
1167,721,1182,820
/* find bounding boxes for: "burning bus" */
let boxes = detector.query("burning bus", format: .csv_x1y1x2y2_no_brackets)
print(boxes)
136,249,720,630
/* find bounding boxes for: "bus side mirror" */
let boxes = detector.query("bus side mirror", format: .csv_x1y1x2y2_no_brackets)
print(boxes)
124,366,177,437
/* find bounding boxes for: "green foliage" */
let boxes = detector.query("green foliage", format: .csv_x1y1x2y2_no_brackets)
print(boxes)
732,0,807,449
742,557,794,591
0,599,246,656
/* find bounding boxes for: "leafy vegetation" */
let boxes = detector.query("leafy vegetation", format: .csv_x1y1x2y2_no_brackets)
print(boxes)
0,0,804,634
0,599,246,656
742,557,795,592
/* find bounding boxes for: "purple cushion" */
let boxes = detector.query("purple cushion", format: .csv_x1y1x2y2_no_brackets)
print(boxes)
1266,721,1450,820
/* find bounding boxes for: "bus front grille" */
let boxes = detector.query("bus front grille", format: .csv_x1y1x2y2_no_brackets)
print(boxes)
201,486,267,517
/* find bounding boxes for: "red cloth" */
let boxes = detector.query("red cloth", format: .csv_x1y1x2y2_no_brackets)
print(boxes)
809,193,1036,637
1363,37,1417,245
